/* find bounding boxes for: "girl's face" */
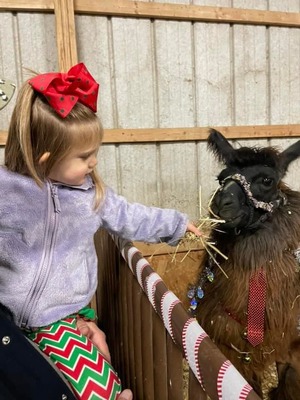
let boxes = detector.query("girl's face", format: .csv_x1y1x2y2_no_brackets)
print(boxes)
48,145,99,186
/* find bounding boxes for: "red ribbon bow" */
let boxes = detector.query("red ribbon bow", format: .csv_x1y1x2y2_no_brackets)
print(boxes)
29,63,99,118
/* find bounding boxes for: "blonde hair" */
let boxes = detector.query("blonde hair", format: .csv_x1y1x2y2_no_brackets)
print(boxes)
5,80,105,207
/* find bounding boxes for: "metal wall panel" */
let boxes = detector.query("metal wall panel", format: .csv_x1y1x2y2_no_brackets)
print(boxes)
0,12,57,127
0,11,58,168
0,1,299,220
269,0,300,189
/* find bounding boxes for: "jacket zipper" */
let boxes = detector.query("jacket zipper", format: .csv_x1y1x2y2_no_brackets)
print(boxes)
19,181,60,328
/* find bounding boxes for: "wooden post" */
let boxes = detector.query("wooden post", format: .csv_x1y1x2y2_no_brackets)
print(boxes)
54,0,78,72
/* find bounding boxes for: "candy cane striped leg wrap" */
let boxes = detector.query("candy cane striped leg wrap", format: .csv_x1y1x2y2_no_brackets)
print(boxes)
26,317,122,400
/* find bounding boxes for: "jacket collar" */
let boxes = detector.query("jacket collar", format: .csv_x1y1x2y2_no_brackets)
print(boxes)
50,175,94,191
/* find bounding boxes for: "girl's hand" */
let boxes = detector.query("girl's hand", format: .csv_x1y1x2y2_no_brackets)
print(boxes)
186,222,203,237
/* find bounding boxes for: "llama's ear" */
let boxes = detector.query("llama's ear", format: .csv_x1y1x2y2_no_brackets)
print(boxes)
280,140,300,175
207,129,234,165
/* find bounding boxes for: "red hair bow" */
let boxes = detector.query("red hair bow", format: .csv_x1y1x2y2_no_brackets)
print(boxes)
29,63,99,118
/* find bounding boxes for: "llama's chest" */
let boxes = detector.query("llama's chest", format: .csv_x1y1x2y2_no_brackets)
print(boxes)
196,246,300,328
195,251,300,376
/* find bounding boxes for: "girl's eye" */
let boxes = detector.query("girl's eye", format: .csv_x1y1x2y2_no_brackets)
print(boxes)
80,153,93,160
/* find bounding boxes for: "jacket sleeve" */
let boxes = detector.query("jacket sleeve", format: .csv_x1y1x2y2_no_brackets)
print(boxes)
98,187,188,245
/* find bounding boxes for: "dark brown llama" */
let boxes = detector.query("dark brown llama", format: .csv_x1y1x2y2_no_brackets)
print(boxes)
189,129,300,399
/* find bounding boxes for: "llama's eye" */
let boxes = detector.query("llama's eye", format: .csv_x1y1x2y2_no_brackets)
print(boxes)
263,177,273,186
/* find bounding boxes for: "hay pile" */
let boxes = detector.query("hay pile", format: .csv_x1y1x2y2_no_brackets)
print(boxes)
177,216,227,264
175,186,228,273
146,190,228,307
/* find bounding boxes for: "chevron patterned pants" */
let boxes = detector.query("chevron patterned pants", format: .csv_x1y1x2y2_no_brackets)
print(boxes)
25,316,122,400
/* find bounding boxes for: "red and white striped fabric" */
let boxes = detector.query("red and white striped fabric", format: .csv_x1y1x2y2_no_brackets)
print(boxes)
161,291,181,341
121,240,257,400
217,361,252,400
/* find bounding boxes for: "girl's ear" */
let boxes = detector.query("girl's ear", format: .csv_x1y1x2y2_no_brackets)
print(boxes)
38,152,51,165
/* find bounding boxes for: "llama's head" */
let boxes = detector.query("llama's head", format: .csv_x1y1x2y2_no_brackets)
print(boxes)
208,129,300,232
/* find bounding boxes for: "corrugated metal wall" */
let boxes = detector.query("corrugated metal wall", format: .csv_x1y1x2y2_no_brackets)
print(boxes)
0,0,299,220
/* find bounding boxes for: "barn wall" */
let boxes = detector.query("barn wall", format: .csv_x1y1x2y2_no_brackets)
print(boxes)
0,0,299,220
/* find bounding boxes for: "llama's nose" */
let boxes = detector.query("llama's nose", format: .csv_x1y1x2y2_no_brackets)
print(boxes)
214,185,242,214
212,194,235,215
218,180,242,208
219,192,235,209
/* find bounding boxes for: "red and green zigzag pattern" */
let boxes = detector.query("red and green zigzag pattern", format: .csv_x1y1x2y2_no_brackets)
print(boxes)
27,317,122,400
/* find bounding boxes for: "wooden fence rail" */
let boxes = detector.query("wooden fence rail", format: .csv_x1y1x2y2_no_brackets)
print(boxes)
94,229,262,400
1,0,300,28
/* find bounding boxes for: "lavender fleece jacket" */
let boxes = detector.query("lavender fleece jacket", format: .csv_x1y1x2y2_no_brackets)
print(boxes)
0,166,188,328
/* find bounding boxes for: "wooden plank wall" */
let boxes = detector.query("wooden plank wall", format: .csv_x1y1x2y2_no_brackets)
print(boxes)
95,230,207,399
95,230,262,400
0,0,299,218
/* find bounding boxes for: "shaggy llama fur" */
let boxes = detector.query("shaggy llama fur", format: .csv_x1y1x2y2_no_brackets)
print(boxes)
193,130,300,399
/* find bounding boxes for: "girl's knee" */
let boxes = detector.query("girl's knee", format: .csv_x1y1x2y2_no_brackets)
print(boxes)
76,318,111,362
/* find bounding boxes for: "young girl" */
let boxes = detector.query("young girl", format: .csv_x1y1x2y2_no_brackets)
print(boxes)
0,63,201,400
